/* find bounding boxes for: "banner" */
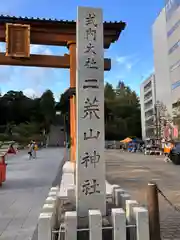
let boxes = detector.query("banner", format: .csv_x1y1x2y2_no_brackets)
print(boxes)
173,125,179,138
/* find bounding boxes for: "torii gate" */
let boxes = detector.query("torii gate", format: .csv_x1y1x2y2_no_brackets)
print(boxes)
0,15,126,162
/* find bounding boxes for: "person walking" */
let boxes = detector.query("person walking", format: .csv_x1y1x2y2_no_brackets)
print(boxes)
28,141,34,160
164,141,173,162
33,141,38,159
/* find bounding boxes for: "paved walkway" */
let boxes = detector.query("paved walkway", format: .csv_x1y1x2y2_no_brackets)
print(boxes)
0,148,64,240
105,150,180,240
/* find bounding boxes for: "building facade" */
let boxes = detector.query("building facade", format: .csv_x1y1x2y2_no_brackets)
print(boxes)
166,0,180,106
152,8,172,115
140,74,156,140
153,1,180,114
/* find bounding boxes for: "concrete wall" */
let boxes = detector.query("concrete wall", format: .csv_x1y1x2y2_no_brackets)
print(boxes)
152,8,172,115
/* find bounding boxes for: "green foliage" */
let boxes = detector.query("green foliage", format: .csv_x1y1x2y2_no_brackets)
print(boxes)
13,122,40,137
0,90,57,144
0,82,142,142
0,133,10,142
59,81,141,140
104,81,141,140
104,82,116,100
40,90,56,133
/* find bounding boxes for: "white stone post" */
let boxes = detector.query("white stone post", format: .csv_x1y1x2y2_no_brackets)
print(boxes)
42,203,55,213
67,186,75,204
133,207,149,240
50,186,59,192
121,193,131,210
112,185,121,199
42,203,57,228
76,6,106,217
114,188,126,206
45,196,56,204
38,212,53,240
111,208,126,240
48,191,57,197
89,210,102,240
65,211,77,240
126,200,138,240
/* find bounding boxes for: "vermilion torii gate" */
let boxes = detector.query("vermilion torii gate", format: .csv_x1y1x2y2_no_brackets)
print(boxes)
0,15,126,162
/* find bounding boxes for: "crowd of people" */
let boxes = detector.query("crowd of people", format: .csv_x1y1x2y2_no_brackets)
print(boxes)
120,137,177,163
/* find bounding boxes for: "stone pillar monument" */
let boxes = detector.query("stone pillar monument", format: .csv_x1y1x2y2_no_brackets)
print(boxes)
76,6,106,217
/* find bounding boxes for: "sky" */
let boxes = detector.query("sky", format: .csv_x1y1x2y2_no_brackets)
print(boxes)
0,0,165,100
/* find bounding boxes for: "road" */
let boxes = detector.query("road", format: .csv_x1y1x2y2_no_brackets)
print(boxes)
105,150,180,239
0,148,64,240
1,148,179,239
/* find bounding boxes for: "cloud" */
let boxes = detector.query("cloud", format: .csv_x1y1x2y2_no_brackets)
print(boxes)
23,88,41,98
0,43,69,98
30,45,53,55
116,56,128,64
115,54,140,71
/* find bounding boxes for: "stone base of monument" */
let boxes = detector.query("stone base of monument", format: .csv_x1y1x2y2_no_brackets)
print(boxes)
37,163,150,240
55,186,149,240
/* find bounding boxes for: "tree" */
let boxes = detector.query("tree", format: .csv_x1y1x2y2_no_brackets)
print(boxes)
40,90,56,133
153,101,174,140
104,80,141,140
104,82,115,100
0,91,39,125
0,81,141,142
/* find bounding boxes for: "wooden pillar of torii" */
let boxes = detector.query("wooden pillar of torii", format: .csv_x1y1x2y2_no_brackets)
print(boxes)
67,41,76,162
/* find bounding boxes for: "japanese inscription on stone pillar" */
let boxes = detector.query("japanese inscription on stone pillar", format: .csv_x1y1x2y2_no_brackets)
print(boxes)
76,6,106,217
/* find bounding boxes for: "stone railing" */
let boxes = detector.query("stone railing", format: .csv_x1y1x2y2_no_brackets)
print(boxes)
38,167,150,240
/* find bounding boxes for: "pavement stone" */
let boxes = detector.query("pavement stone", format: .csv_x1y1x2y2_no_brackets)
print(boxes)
0,148,64,240
105,150,180,240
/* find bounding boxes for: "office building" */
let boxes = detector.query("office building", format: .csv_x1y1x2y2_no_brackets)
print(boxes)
140,2,180,140
152,1,180,114
152,8,172,115
140,74,156,139
166,0,180,107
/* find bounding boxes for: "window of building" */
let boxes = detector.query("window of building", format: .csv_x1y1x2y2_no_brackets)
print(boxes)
144,100,153,110
145,109,153,118
170,59,180,71
144,91,152,101
172,80,180,89
165,0,180,22
168,40,180,54
167,19,180,37
144,81,152,92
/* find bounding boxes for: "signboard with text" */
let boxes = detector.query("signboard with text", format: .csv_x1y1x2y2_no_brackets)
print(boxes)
6,23,30,58
76,6,106,217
